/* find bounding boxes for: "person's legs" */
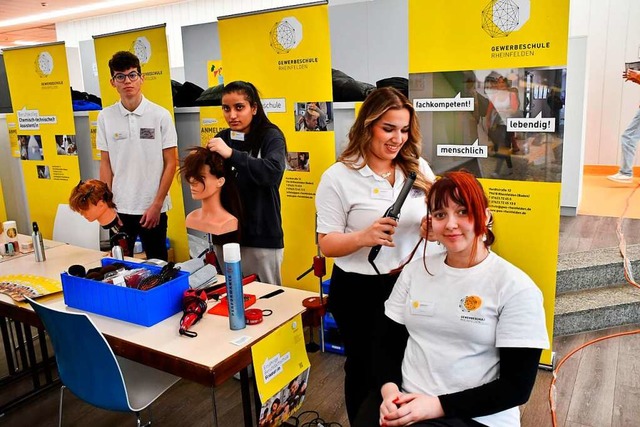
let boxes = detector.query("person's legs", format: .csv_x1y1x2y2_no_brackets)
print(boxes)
353,391,382,427
114,213,142,256
328,267,397,425
138,213,168,261
239,247,283,285
618,108,640,176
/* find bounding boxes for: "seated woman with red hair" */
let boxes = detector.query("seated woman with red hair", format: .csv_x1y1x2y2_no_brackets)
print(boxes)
355,171,549,427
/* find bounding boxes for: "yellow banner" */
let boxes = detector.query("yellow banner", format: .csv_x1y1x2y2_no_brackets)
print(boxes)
93,25,189,261
207,60,224,88
484,179,559,365
4,42,80,238
0,179,7,223
219,3,335,291
408,0,568,366
6,113,19,158
88,110,101,161
409,0,570,72
199,106,227,146
252,314,310,418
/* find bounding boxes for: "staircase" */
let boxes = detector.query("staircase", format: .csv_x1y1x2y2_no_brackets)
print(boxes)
554,244,640,336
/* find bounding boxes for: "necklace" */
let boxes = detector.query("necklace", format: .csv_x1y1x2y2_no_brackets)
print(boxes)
370,165,394,179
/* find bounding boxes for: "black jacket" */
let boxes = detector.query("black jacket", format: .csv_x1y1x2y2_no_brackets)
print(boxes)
216,127,286,249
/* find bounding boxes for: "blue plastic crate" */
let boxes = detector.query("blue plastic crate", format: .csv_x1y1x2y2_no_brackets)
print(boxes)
323,341,345,355
322,279,330,295
323,312,338,329
61,258,189,327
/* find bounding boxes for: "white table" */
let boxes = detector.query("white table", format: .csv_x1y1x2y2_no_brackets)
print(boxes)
0,242,316,426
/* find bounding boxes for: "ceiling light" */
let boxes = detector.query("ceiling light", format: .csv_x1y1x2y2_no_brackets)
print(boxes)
0,0,149,28
13,40,42,46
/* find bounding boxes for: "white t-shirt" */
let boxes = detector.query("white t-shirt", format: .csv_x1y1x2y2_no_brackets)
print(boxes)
315,157,436,275
96,96,177,214
385,251,549,427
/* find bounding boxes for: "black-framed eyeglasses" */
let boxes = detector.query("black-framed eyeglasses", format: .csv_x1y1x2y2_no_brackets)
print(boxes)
112,71,141,83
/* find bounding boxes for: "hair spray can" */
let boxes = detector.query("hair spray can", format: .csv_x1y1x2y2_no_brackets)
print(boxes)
223,243,245,330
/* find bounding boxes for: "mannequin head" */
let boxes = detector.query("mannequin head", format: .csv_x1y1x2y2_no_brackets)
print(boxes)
69,179,117,225
182,148,226,200
179,147,242,219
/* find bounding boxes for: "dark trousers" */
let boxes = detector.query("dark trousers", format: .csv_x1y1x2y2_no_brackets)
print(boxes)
328,266,399,425
354,391,487,427
116,212,168,261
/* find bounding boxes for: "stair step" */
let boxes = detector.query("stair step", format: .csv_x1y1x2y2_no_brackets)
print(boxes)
553,285,640,336
556,244,640,294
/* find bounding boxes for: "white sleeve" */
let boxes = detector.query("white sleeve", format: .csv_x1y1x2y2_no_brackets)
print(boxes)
315,169,348,234
496,285,550,349
160,109,178,149
96,111,108,151
384,266,412,325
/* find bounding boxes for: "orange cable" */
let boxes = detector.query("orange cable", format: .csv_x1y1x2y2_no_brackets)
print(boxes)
549,180,640,426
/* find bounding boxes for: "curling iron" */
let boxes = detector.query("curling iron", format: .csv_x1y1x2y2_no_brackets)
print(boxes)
367,171,417,274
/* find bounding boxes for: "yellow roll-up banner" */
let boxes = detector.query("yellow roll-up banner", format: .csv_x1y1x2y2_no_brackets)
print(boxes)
219,3,335,291
409,0,567,366
6,114,19,158
3,42,80,238
199,107,227,146
93,25,189,261
88,111,101,161
0,179,7,223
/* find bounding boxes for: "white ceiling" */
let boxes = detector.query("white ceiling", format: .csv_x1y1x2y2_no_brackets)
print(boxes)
0,0,185,49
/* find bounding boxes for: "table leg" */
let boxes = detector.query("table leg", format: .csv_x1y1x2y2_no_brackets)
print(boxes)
253,374,261,423
0,320,59,416
12,322,31,386
210,387,218,427
0,317,17,375
38,327,53,384
240,367,254,427
22,324,41,389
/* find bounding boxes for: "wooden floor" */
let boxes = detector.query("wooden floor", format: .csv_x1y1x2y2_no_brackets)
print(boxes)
1,215,640,427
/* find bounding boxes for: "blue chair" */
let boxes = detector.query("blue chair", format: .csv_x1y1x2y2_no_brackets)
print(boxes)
26,298,180,427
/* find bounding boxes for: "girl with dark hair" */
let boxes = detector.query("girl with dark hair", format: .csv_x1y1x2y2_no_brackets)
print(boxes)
315,87,436,423
355,171,549,427
179,147,242,246
207,81,286,285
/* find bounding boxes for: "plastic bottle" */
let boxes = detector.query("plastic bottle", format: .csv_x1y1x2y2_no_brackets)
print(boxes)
32,222,46,262
223,243,245,330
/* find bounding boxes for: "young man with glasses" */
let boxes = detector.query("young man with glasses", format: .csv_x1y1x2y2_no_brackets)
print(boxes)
96,51,177,260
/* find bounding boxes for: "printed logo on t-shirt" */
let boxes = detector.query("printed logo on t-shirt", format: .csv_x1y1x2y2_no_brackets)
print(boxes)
140,128,155,139
409,188,424,198
458,295,486,324
371,187,393,200
459,295,482,312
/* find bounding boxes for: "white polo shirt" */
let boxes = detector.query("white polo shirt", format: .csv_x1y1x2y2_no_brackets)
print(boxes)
315,157,436,275
385,251,550,427
97,96,177,214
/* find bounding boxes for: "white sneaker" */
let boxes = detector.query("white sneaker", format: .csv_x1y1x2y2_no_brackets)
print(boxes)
607,172,633,183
